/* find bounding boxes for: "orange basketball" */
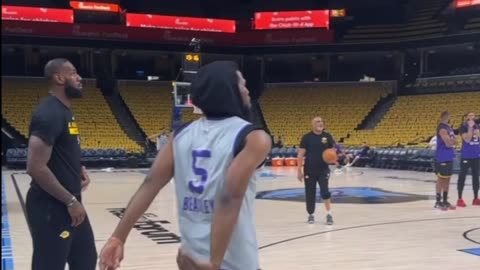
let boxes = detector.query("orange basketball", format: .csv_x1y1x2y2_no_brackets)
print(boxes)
323,148,337,164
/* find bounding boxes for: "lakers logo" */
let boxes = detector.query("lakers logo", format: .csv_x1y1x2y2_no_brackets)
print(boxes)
68,122,79,135
59,230,70,239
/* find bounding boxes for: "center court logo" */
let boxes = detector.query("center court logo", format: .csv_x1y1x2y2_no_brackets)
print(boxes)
256,187,432,204
107,208,180,244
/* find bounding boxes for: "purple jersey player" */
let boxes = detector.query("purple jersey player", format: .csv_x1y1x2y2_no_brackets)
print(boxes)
434,111,457,210
456,112,480,207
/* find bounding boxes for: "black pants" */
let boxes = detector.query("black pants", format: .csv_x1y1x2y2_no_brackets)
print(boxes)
304,171,331,215
26,188,97,270
457,158,480,198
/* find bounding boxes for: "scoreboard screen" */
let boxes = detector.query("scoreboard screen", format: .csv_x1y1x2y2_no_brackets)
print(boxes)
456,0,480,7
254,10,330,30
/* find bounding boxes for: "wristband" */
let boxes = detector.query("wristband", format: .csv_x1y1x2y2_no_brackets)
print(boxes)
66,196,77,208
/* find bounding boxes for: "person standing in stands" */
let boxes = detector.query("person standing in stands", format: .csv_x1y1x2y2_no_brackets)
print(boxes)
297,116,335,225
456,112,480,207
25,58,97,270
434,111,457,210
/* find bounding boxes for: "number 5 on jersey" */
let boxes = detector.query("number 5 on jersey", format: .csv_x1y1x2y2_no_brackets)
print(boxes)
188,149,211,194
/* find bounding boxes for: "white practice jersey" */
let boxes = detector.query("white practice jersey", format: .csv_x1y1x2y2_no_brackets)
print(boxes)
173,116,260,270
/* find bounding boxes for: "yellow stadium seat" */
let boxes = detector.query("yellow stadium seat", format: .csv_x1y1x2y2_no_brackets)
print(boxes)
118,81,174,139
345,91,480,147
260,83,391,146
1,78,143,152
119,81,201,140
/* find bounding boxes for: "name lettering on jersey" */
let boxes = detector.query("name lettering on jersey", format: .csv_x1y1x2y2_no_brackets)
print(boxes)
107,208,180,244
183,197,214,214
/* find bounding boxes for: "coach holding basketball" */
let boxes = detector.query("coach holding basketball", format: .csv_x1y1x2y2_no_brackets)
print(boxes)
297,116,335,225
25,58,97,270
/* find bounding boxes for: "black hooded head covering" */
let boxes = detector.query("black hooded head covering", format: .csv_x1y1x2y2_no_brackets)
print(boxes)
191,61,251,121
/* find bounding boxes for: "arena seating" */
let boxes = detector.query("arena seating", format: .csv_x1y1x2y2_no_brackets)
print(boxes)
1,79,49,137
464,17,480,33
1,78,142,152
405,74,480,94
260,82,391,146
343,0,448,42
5,147,140,169
449,66,480,76
181,107,201,123
118,81,173,138
345,91,480,147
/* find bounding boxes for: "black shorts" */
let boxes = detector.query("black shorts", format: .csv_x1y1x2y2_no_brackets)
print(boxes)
435,161,453,178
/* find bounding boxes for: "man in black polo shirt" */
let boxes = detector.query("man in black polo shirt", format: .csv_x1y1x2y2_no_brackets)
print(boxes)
25,58,97,270
297,116,335,225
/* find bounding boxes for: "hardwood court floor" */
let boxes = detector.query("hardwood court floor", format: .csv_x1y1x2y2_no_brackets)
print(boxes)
2,166,479,270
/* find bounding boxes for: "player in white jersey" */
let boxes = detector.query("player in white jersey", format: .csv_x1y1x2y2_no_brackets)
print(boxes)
98,61,271,270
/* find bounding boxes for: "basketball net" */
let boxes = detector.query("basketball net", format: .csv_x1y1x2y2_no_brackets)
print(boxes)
186,94,202,114
192,105,203,114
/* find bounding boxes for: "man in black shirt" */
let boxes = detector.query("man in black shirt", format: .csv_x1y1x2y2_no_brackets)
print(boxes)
26,58,97,270
297,116,335,225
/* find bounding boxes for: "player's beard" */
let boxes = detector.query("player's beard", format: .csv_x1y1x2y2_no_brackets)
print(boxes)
65,80,83,98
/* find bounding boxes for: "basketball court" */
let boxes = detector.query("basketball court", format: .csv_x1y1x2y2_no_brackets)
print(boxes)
2,166,479,270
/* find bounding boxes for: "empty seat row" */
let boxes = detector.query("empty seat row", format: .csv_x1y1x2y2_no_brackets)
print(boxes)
6,148,134,169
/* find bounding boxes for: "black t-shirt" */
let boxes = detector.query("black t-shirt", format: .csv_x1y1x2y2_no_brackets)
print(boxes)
300,131,335,174
29,95,82,198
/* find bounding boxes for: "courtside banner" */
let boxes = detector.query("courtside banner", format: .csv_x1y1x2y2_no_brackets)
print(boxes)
126,13,236,33
254,10,330,30
1,5,73,23
1,20,333,45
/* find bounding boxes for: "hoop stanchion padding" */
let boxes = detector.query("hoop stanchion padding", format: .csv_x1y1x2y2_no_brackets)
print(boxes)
272,158,285,167
285,157,297,166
